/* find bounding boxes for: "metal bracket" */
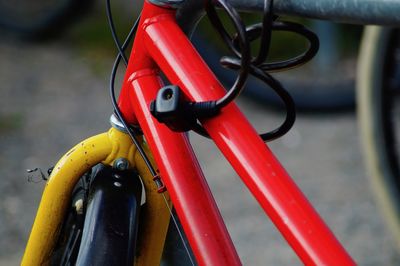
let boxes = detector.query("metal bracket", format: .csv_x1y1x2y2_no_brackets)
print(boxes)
110,114,127,133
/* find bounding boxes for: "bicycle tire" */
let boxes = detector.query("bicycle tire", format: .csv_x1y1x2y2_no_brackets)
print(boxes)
0,0,94,39
357,26,400,249
49,171,90,265
50,164,142,265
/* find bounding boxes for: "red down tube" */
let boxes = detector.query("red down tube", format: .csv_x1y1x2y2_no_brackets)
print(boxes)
129,69,241,266
139,6,356,266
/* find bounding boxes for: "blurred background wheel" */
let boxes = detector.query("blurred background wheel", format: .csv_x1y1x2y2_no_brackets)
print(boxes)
357,26,400,250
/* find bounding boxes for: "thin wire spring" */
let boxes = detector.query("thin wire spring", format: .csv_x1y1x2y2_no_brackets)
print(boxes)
106,0,195,263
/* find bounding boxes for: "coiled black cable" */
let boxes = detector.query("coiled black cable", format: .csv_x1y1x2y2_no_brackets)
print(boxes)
205,0,319,141
205,0,250,109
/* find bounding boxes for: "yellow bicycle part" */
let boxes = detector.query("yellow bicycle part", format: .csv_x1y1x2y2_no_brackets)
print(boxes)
22,127,170,265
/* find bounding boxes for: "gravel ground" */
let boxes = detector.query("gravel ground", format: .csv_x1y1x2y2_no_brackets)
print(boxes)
0,31,399,265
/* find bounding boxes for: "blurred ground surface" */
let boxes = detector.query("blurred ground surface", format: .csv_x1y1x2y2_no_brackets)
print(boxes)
0,25,399,266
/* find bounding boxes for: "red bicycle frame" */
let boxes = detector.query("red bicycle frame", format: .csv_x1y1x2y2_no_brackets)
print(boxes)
118,1,356,265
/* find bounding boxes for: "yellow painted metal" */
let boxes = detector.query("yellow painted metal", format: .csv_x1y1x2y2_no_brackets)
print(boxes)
134,140,171,266
22,128,171,266
102,127,137,167
22,131,113,266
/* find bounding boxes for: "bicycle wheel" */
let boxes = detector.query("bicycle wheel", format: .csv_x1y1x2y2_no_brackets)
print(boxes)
357,26,400,249
0,0,93,39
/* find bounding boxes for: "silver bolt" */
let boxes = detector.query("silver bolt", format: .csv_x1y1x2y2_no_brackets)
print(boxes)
114,182,122,187
114,158,130,171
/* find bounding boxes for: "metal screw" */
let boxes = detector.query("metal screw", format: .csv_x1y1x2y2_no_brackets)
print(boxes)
114,182,122,188
113,158,130,171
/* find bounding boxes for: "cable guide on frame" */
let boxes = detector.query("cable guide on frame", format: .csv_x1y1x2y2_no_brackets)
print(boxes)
150,85,219,133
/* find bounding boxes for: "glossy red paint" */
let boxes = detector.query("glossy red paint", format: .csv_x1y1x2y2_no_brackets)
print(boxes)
117,3,176,124
129,69,241,265
118,1,356,265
